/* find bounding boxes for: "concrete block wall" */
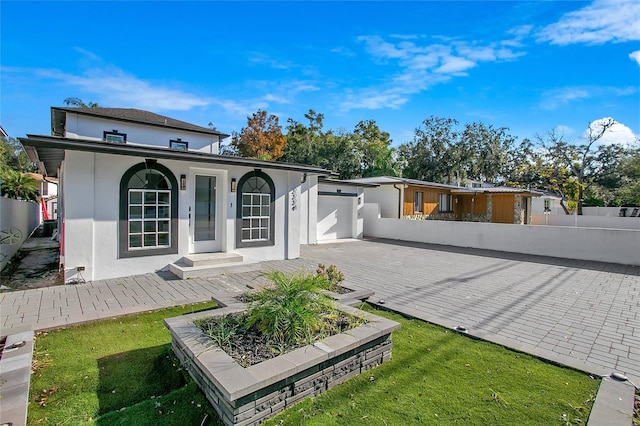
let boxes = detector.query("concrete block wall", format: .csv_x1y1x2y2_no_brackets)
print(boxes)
364,203,640,266
173,334,393,426
166,304,400,426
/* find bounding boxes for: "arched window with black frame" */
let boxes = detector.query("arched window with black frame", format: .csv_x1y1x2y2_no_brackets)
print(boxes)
119,160,178,258
236,170,275,248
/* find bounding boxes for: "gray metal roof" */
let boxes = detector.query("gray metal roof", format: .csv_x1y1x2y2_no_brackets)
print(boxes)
19,134,335,178
347,176,542,196
51,107,230,138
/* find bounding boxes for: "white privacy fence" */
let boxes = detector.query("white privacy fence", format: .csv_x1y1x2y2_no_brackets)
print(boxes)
364,204,640,266
531,214,640,230
582,206,639,217
1,197,40,271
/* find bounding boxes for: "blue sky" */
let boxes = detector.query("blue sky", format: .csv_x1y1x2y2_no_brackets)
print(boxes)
1,1,639,148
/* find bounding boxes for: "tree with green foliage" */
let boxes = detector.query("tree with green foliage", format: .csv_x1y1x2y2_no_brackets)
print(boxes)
1,135,34,173
462,122,515,184
612,148,640,206
63,97,100,108
281,110,326,167
398,117,515,185
397,116,460,182
1,134,39,201
537,119,626,214
0,169,39,201
353,120,399,177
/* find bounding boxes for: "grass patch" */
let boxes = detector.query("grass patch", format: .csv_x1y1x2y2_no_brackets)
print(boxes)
28,302,600,426
266,305,600,426
28,302,220,425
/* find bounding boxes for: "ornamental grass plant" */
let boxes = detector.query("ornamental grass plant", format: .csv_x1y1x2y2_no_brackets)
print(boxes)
194,269,366,365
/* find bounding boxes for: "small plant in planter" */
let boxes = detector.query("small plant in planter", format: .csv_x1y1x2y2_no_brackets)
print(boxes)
316,263,344,290
193,269,365,366
167,268,400,426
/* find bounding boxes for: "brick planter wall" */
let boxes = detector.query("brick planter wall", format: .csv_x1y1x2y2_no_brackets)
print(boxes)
165,304,400,426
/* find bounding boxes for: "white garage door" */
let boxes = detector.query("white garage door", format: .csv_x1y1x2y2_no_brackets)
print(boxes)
317,195,354,241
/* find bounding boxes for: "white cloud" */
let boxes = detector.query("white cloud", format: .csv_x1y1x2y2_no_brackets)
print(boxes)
541,87,591,110
434,56,477,74
630,50,640,65
537,0,640,45
263,94,289,104
343,34,524,111
339,88,409,111
541,85,638,110
582,118,639,147
248,53,291,70
32,65,209,111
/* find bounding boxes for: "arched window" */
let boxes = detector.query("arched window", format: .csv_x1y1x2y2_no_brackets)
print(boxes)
236,171,275,248
119,161,178,258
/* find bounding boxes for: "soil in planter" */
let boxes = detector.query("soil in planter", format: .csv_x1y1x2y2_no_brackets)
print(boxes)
195,312,365,367
333,285,354,295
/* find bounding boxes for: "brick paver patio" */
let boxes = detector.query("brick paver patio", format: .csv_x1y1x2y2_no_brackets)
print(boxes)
2,238,638,384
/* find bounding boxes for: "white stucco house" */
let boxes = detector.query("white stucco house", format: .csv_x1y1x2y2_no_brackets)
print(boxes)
20,107,337,282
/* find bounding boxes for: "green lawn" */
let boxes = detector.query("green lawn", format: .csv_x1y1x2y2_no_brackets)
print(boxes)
266,305,600,426
28,303,600,426
28,302,221,425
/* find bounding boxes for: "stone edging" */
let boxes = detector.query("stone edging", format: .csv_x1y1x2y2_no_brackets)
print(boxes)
165,303,400,426
0,330,34,426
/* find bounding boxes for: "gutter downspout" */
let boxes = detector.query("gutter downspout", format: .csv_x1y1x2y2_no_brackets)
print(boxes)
393,184,403,219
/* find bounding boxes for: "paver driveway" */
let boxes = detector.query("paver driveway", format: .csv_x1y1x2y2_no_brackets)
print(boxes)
280,238,640,384
1,238,638,384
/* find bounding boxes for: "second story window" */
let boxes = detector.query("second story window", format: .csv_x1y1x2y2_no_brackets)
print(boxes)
170,138,188,151
104,130,126,143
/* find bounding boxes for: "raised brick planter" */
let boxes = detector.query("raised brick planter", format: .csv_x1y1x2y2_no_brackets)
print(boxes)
164,304,400,426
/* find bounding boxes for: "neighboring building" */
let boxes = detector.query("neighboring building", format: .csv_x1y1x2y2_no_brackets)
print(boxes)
27,173,58,220
347,176,541,224
20,107,333,282
531,190,565,216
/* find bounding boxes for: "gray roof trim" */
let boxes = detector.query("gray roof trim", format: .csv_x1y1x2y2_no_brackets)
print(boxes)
318,191,359,197
19,134,335,178
319,177,380,188
51,107,230,138
348,176,542,196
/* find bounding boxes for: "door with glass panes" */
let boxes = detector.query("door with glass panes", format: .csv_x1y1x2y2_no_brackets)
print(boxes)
190,173,222,253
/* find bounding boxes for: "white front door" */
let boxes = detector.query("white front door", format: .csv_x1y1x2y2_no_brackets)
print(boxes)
190,173,222,253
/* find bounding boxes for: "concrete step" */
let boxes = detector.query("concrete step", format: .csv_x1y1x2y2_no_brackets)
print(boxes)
169,258,261,280
182,252,244,267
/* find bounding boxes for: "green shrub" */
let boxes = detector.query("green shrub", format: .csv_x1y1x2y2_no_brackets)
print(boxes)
316,263,345,291
246,270,336,345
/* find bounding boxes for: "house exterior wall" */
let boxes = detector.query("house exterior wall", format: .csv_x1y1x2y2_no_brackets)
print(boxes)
299,176,319,245
531,196,564,215
363,185,402,218
317,182,365,241
403,185,441,216
63,113,220,153
491,194,515,224
60,151,305,282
